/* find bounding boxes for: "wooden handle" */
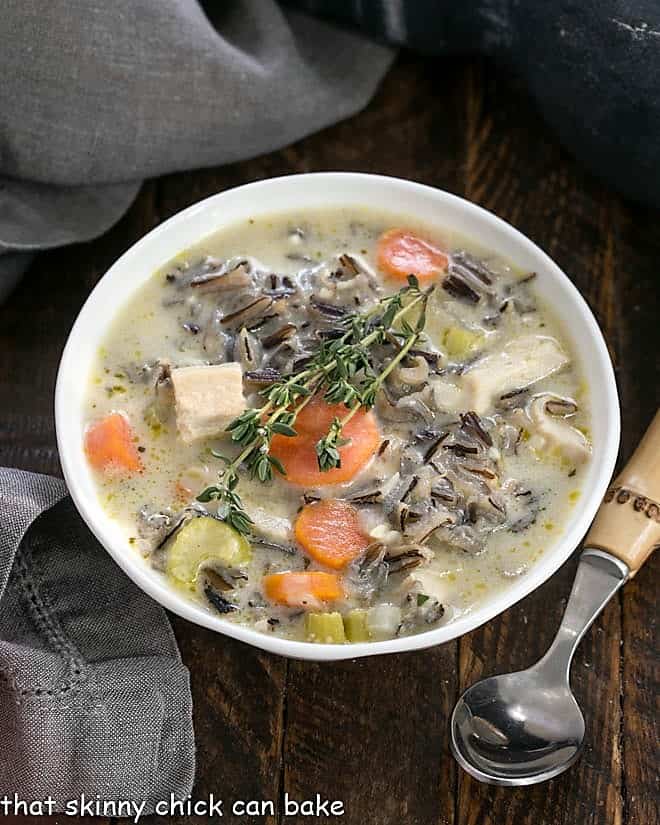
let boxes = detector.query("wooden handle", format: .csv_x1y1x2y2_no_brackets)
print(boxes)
586,410,660,576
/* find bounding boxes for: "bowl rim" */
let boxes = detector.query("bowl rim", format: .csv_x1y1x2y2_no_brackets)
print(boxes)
55,172,620,661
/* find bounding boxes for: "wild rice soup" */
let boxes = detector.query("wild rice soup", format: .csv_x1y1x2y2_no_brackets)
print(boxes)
84,208,591,644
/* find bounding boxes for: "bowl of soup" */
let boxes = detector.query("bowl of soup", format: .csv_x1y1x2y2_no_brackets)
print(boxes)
55,173,619,660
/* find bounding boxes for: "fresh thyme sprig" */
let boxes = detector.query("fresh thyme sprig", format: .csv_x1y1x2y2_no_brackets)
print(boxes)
314,296,429,471
197,276,433,534
196,457,254,535
315,416,350,473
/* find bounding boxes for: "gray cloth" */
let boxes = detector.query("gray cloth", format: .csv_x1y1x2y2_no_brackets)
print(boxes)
0,469,195,809
0,0,394,297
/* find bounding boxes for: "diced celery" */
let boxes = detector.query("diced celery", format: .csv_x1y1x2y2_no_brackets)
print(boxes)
305,612,346,644
441,326,483,358
166,516,251,591
343,609,371,643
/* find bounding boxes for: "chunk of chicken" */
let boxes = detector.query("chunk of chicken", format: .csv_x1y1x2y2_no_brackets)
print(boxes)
171,362,246,443
430,375,465,413
461,335,569,413
522,393,591,464
248,506,293,544
400,568,453,626
402,568,453,604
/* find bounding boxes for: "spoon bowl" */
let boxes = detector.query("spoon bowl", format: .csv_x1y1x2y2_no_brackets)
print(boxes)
451,668,586,785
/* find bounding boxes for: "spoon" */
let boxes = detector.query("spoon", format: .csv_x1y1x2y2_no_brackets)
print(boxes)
451,410,660,785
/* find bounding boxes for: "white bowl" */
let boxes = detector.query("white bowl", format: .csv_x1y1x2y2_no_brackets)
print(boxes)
55,173,620,661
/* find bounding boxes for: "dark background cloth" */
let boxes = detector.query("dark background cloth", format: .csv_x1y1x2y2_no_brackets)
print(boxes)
288,0,660,211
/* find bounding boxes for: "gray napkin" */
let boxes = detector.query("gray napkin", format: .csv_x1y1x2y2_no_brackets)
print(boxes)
0,0,393,296
0,469,195,809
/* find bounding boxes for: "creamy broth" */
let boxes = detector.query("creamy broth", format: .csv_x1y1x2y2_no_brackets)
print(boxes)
85,208,591,643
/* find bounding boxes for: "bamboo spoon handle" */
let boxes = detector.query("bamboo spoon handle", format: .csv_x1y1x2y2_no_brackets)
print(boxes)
586,410,660,576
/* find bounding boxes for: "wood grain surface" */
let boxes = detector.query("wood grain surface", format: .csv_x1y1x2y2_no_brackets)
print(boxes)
1,54,658,825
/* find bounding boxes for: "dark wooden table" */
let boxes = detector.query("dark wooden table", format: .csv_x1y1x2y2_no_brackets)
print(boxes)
2,54,658,825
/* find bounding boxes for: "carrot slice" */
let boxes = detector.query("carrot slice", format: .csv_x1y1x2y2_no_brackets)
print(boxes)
376,228,448,284
262,571,343,608
295,499,370,569
269,396,380,487
84,413,142,473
